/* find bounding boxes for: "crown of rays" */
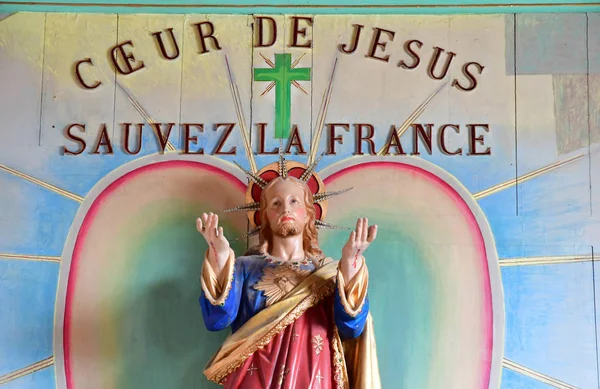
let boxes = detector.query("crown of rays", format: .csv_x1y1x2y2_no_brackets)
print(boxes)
224,146,353,240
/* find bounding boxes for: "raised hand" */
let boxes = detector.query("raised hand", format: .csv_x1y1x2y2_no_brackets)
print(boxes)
196,212,231,272
340,217,377,280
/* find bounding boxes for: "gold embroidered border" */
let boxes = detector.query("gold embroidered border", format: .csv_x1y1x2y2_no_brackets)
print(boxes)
200,249,236,306
331,316,351,389
207,279,337,384
336,263,368,318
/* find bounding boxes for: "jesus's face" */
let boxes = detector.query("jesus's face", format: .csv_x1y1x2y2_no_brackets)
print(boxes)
263,178,309,238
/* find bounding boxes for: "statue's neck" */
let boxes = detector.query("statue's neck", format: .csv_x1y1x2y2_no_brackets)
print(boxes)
268,234,305,262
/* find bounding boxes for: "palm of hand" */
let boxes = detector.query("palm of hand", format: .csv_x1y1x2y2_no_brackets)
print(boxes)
341,217,377,263
196,212,230,266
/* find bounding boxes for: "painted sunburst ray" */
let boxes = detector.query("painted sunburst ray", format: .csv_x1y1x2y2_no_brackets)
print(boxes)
0,164,83,203
0,356,54,385
0,253,61,263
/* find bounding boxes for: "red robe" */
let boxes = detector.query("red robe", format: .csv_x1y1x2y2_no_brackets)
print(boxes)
200,256,379,389
224,298,336,389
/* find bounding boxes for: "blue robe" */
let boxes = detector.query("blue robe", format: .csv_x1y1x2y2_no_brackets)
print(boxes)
199,254,369,340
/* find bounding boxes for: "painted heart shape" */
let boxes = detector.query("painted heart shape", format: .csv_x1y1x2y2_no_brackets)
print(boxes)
54,154,503,389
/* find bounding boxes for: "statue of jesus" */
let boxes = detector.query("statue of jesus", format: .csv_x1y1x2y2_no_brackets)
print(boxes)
196,174,381,388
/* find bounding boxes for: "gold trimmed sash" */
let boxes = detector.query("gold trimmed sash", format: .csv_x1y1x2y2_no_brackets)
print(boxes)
203,259,382,389
204,261,339,384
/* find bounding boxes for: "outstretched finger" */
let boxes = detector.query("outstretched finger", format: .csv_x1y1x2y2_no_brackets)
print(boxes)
205,213,213,237
196,217,204,233
360,217,369,243
348,230,356,245
355,218,361,238
218,226,224,238
210,214,218,237
356,218,364,243
367,224,378,242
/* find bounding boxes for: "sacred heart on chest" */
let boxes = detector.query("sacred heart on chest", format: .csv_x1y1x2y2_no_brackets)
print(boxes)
254,266,312,306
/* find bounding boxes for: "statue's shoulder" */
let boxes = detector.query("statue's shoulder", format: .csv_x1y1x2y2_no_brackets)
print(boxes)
312,256,338,268
243,245,265,257
234,248,266,270
323,256,337,264
235,253,265,263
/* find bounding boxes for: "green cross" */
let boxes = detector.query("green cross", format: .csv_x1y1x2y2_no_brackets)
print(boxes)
254,53,311,139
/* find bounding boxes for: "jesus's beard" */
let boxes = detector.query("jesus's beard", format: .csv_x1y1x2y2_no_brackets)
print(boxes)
271,220,302,238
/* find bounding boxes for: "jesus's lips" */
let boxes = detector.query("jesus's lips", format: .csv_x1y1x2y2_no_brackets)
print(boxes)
280,216,295,222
